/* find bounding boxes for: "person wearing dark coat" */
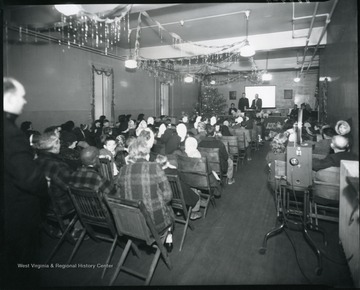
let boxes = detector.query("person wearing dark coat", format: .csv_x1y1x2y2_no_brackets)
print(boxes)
238,92,250,112
2,77,47,288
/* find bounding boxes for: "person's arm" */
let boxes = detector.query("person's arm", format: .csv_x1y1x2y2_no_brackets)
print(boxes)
312,156,334,171
258,99,262,110
6,131,47,195
245,98,249,110
156,164,173,203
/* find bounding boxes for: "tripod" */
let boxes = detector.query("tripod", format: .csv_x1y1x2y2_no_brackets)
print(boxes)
259,182,326,276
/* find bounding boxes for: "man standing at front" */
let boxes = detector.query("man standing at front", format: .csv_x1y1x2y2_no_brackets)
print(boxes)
251,93,262,112
238,92,249,112
2,77,47,287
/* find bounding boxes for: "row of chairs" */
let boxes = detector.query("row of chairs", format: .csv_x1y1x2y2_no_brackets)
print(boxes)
46,182,173,286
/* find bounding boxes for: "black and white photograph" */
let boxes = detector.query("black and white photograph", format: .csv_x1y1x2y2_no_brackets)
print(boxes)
2,1,359,288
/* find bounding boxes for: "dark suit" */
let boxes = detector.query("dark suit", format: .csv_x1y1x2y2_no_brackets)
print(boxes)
312,151,357,171
2,112,47,287
238,97,249,112
251,98,262,111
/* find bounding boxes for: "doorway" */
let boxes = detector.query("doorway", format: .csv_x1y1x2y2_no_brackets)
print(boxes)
160,82,171,116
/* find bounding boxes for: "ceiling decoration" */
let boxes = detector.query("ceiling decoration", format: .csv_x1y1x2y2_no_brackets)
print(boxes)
4,2,338,85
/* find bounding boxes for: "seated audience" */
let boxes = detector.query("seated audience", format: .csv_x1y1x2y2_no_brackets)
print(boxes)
228,103,238,115
288,104,299,121
198,123,235,185
313,126,336,155
35,133,74,215
155,155,202,220
312,135,357,171
114,137,175,233
59,131,81,170
220,120,232,137
230,120,252,161
69,146,116,196
73,123,94,146
266,133,288,167
99,136,120,176
184,136,201,158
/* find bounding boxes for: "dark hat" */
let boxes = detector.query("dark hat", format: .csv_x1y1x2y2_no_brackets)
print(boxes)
60,131,78,144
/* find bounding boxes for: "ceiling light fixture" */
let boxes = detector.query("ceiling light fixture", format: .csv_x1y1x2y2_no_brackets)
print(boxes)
125,57,137,69
240,11,255,57
184,74,194,83
54,4,82,16
262,52,272,81
294,71,301,82
210,80,216,85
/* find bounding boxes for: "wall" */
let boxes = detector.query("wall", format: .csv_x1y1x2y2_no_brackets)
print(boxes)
4,30,199,132
320,0,358,155
212,70,318,115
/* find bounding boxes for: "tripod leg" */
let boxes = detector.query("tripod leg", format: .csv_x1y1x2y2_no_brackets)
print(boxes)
259,221,285,255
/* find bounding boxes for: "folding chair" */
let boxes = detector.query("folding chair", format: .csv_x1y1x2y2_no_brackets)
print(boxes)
48,186,121,280
44,178,77,244
198,147,227,185
105,197,172,286
221,136,240,172
176,154,216,218
99,157,114,184
166,174,194,251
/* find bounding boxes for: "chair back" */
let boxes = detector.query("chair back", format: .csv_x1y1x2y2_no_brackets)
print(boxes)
237,132,247,150
313,166,340,202
105,197,158,246
68,186,116,237
198,147,222,175
176,154,212,191
220,136,239,155
166,174,188,213
99,157,114,183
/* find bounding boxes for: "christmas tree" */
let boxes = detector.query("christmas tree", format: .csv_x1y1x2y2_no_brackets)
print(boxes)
200,86,227,115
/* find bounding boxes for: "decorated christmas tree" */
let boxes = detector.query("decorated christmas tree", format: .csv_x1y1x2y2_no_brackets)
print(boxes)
200,86,227,115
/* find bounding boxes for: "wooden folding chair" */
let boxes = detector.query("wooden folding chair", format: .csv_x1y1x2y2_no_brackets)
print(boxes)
221,136,240,172
44,178,77,245
166,174,194,251
198,146,227,185
48,186,122,280
99,157,114,184
176,154,216,218
105,197,172,286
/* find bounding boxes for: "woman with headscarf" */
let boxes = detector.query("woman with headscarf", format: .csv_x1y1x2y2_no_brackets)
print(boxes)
184,136,201,158
135,120,148,137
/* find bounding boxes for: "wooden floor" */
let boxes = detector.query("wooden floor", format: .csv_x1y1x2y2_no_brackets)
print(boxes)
38,142,354,287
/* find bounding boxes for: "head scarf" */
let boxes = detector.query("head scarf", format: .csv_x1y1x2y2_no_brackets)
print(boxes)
136,120,147,136
210,116,217,126
157,123,167,138
176,123,187,142
147,116,154,125
185,137,201,158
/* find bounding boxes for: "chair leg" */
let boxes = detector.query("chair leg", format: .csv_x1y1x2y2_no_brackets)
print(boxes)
179,207,192,252
109,239,132,286
46,215,78,264
314,202,319,226
101,235,118,279
67,229,86,264
145,248,162,286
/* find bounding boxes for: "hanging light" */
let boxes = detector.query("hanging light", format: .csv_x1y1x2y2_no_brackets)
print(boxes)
125,56,137,69
55,4,82,16
294,71,301,82
184,74,194,83
210,79,216,85
240,11,255,57
262,52,272,81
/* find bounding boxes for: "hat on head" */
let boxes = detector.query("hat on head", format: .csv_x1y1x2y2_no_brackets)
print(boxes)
335,120,350,135
60,131,78,144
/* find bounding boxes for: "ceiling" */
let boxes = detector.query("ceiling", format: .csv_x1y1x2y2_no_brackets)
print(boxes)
4,2,339,75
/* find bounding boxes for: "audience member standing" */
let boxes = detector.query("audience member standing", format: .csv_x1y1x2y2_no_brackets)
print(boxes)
2,77,47,287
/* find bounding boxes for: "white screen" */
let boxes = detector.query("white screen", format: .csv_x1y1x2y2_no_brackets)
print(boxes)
245,86,276,109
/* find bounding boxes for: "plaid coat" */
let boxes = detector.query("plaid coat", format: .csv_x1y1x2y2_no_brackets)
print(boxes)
69,166,116,197
115,159,174,233
36,152,74,215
